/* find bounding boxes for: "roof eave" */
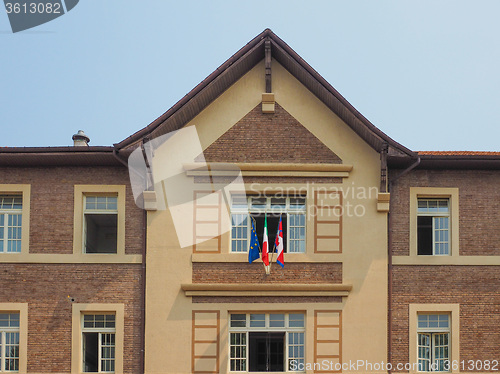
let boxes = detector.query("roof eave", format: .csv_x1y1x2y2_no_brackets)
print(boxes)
114,29,415,158
389,154,500,170
0,146,129,167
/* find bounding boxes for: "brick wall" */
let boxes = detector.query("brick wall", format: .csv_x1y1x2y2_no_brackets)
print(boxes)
0,166,143,255
193,262,342,284
391,265,500,371
200,103,342,164
390,169,500,256
0,263,142,373
193,296,342,303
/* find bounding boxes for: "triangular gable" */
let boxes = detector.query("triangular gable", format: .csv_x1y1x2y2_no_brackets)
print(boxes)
199,103,341,164
115,29,415,161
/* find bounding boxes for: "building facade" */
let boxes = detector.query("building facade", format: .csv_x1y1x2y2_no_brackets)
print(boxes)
0,146,145,374
389,162,500,373
2,29,500,374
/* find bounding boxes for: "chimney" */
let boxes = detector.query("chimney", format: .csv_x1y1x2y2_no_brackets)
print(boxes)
72,130,90,146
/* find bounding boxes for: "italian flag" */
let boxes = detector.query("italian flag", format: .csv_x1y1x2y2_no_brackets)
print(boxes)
275,216,284,268
261,214,269,266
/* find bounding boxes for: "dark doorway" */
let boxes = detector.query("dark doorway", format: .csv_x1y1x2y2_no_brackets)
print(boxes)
248,332,285,372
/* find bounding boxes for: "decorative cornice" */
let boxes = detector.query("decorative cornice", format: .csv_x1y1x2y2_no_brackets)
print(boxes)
183,163,352,178
181,283,352,297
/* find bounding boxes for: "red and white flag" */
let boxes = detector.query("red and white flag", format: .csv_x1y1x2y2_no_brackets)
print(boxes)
275,216,284,268
261,214,269,266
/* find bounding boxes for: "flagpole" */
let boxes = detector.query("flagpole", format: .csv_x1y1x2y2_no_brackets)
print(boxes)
269,242,277,266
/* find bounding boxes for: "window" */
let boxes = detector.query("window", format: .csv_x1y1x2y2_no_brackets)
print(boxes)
417,199,449,255
0,313,20,372
82,314,116,373
72,303,123,374
410,305,459,374
229,313,305,372
0,196,22,253
231,196,306,254
417,314,450,372
83,195,118,253
73,185,125,255
410,188,458,258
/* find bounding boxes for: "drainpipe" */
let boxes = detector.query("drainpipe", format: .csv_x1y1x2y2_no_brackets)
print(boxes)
387,156,420,372
140,209,147,374
112,144,146,374
138,138,151,374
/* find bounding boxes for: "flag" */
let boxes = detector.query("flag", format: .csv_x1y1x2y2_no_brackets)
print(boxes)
261,214,269,266
275,216,284,268
248,217,260,263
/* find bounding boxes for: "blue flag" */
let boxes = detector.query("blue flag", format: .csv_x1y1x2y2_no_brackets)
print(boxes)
248,217,260,263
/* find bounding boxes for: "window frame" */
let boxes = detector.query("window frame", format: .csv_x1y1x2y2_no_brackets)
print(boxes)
230,195,307,254
83,195,119,254
81,313,116,373
410,188,459,258
409,304,459,374
0,196,22,254
0,304,27,374
228,312,306,373
0,186,30,255
73,186,125,256
417,198,450,256
71,304,124,374
416,313,450,372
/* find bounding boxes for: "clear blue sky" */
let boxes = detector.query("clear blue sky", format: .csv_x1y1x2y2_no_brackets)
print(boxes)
1,1,499,151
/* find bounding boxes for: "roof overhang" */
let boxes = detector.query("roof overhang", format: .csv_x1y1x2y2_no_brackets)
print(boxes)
0,146,130,167
114,29,416,159
389,153,500,170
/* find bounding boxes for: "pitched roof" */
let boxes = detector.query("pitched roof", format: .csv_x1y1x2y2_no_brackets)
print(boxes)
114,29,416,158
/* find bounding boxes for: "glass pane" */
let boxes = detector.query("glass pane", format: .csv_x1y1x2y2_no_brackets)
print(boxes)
251,197,267,209
230,314,246,328
85,314,96,328
0,314,9,327
269,314,285,327
418,198,449,214
105,315,112,327
290,197,306,210
9,316,19,328
438,199,449,212
270,198,286,209
85,196,96,210
0,196,22,210
249,314,265,327
288,313,305,328
417,199,427,211
94,314,105,328
231,214,248,253
86,195,117,211
231,195,248,209
12,198,22,209
428,200,438,212
439,314,449,328
96,197,107,210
